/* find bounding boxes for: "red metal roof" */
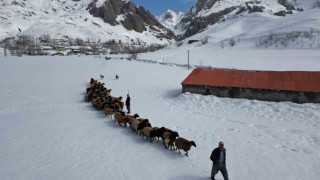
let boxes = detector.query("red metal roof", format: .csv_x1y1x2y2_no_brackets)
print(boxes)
181,69,320,93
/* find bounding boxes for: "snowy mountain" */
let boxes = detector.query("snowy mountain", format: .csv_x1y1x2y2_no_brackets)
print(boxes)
177,0,320,38
157,9,184,35
0,0,176,45
136,1,320,67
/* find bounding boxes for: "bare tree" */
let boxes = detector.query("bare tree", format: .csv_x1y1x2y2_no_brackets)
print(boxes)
79,46,87,54
229,38,236,47
15,35,33,56
40,34,52,44
129,53,137,60
91,44,99,55
310,28,315,36
3,37,15,56
3,46,6,56
74,38,85,46
176,41,183,47
68,37,74,46
220,41,225,49
201,36,209,45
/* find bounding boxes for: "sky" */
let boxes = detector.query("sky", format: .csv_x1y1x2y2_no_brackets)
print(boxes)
131,0,197,16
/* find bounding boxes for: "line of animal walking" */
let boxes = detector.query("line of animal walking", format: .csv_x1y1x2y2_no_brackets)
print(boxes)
84,78,196,156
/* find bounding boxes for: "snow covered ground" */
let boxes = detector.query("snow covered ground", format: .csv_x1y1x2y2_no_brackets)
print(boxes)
0,55,320,180
138,46,320,71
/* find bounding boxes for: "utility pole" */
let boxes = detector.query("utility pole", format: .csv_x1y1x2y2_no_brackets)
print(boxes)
187,50,190,70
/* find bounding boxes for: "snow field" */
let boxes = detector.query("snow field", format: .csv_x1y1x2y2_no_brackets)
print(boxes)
0,56,320,180
138,47,320,71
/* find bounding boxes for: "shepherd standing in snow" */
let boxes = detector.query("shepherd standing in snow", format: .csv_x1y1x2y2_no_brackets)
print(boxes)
210,141,229,180
125,94,131,114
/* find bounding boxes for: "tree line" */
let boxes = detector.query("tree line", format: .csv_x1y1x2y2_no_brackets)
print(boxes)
1,34,166,57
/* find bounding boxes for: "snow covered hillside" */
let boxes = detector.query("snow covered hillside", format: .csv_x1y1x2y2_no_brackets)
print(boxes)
175,0,320,39
147,2,320,65
184,8,320,46
0,56,320,180
0,0,174,45
157,9,184,35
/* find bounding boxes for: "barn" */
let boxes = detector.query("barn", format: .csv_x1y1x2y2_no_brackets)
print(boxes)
181,68,320,103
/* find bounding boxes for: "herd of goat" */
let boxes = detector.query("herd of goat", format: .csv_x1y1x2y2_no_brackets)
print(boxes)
84,78,196,156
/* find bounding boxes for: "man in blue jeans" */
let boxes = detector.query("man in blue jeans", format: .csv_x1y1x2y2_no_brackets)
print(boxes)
210,141,229,180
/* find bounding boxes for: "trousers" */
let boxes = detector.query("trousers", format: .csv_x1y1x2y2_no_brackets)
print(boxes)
126,105,130,114
211,162,229,180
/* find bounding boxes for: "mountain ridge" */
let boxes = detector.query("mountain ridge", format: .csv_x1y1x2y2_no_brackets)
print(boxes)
0,0,175,45
169,0,320,38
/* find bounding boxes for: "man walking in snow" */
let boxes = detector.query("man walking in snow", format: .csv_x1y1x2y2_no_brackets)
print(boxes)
210,141,229,180
125,94,130,114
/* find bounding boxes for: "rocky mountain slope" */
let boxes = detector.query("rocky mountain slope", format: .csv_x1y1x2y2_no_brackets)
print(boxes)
0,0,175,45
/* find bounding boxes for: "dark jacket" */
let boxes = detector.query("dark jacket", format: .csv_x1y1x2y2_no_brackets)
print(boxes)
210,147,226,164
125,96,130,106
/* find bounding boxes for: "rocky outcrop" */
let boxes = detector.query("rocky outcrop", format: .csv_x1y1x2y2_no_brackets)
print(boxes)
179,0,236,38
194,0,218,13
88,0,175,40
88,0,122,26
278,0,295,11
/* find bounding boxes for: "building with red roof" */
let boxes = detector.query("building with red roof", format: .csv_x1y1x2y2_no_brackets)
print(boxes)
181,68,320,103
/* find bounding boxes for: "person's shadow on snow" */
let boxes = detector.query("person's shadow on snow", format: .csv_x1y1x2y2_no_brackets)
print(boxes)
169,175,210,180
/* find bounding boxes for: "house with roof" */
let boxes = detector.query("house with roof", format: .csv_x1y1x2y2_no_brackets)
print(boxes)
181,68,320,103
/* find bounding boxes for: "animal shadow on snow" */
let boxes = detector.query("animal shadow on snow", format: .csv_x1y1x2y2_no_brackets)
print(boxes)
95,112,107,119
84,104,95,111
86,106,107,119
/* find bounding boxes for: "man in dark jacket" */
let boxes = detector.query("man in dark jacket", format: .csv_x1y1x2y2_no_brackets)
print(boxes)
210,141,229,180
125,94,130,114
